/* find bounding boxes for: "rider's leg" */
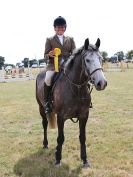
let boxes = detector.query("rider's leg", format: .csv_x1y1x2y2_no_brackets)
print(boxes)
44,71,55,114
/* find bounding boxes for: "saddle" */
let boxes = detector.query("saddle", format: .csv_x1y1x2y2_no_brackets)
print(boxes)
49,62,65,103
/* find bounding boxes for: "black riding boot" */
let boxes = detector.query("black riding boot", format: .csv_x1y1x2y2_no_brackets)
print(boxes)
44,83,52,114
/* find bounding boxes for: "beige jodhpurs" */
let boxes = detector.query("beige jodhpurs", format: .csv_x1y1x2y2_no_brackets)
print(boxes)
44,71,55,86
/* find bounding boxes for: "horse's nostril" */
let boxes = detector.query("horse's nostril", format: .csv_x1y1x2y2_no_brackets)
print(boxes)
96,80,107,90
97,81,101,88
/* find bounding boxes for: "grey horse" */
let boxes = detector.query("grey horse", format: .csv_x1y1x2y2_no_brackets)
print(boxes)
36,38,107,167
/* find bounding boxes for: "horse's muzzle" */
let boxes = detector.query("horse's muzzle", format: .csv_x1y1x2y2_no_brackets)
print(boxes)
96,80,107,91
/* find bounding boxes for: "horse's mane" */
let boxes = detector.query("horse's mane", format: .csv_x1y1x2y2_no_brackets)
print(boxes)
65,46,84,70
64,44,98,70
70,46,84,60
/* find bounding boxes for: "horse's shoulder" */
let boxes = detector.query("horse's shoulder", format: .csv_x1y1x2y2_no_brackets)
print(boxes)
36,71,46,81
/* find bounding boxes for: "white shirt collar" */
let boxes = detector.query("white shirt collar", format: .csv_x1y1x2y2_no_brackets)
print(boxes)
57,35,64,45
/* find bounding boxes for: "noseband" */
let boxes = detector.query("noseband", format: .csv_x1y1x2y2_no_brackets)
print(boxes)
90,68,103,77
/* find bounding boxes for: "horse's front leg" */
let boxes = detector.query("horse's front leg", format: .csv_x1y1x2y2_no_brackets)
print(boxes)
39,106,48,148
79,114,90,168
55,116,64,167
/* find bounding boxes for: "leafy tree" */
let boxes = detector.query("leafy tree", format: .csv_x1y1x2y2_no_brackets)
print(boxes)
29,59,38,67
22,58,29,67
38,59,45,64
101,51,108,62
115,51,124,61
4,63,15,68
16,62,21,67
126,50,133,59
0,56,5,69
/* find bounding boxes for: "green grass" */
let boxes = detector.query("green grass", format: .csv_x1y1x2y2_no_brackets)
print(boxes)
0,70,133,177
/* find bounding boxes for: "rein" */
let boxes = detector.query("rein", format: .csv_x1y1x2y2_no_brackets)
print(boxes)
64,68,89,89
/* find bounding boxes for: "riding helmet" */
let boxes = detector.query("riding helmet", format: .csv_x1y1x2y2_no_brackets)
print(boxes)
53,16,67,27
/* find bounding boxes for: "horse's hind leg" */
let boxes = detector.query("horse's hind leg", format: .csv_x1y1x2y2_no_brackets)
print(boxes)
42,117,48,148
55,116,64,167
39,106,48,148
79,115,90,168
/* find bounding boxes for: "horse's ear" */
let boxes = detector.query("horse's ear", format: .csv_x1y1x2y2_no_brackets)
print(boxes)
84,38,89,50
95,38,100,48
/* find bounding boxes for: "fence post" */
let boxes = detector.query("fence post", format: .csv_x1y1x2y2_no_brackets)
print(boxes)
120,61,125,72
1,67,5,82
103,62,108,72
28,65,33,80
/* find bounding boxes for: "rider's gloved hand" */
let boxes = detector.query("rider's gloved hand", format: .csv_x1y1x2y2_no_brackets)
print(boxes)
48,50,55,58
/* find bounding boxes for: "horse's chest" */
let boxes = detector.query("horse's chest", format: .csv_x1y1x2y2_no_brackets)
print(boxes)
53,84,90,116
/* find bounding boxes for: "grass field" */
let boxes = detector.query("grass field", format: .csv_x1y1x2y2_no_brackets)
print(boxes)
0,69,133,177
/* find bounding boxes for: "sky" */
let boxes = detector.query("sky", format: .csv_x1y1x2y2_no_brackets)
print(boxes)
0,0,133,64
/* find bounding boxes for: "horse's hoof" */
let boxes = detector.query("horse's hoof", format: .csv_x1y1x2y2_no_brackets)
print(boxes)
82,161,90,168
55,161,61,168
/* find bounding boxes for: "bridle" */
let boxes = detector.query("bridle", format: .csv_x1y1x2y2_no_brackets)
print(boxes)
64,50,103,89
64,49,103,123
64,68,89,89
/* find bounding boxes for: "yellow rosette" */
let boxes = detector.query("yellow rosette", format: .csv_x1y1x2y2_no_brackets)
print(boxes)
54,48,61,72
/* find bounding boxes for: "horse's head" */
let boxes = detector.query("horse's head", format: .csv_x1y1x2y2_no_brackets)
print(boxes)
82,38,107,91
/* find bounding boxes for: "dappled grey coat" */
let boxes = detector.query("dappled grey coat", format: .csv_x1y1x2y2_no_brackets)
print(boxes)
44,35,76,70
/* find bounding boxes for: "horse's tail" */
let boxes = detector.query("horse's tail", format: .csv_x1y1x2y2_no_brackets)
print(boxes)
47,112,57,129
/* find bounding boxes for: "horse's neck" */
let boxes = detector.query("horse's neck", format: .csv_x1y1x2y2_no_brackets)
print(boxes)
66,54,87,84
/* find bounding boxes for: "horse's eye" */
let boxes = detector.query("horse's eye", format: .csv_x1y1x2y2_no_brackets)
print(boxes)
86,59,90,63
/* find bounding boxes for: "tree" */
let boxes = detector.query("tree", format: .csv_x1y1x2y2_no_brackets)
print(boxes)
38,59,45,65
22,58,29,67
0,56,5,69
16,62,21,67
126,50,133,59
115,51,124,61
29,59,38,67
4,63,15,68
101,51,108,62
